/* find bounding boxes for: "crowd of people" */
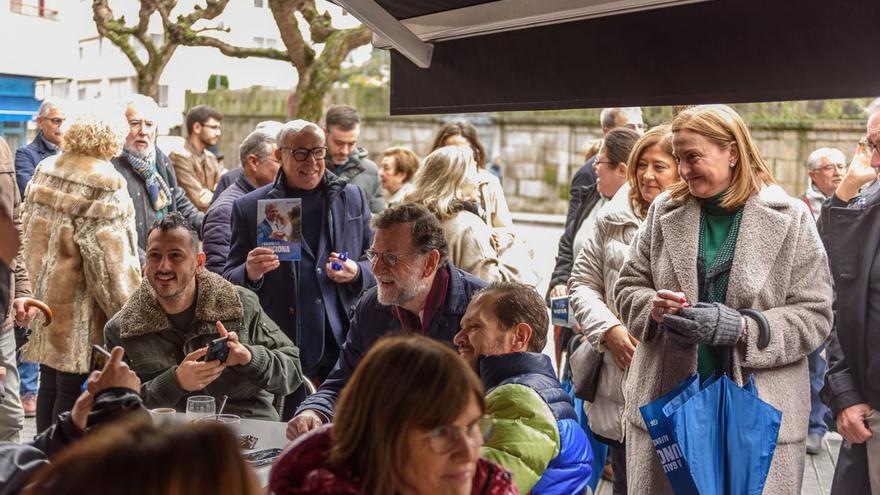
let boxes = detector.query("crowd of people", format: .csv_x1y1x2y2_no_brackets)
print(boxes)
0,96,877,495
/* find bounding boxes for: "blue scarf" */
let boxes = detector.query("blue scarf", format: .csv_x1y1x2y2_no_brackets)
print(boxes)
123,149,172,217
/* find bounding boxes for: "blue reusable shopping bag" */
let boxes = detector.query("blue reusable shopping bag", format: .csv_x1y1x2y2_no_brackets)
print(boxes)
641,374,782,495
639,374,701,495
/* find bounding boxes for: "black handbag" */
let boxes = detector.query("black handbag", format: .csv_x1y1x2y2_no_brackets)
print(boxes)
568,334,604,402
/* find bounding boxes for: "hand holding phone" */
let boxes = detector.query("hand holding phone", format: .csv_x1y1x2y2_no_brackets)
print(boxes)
203,336,230,363
91,345,112,372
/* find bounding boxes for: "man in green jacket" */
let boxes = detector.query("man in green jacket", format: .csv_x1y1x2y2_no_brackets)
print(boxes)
105,212,303,421
454,281,592,495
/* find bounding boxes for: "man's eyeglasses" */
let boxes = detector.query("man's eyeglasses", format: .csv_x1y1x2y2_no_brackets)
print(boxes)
128,120,155,130
364,249,420,268
860,137,879,154
424,416,495,455
202,124,221,130
43,117,64,126
818,163,847,173
281,146,328,161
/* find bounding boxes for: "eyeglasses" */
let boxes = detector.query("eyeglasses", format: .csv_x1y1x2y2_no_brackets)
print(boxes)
281,146,328,161
202,124,221,130
128,119,156,130
818,163,847,173
364,249,420,268
43,117,65,126
424,415,495,455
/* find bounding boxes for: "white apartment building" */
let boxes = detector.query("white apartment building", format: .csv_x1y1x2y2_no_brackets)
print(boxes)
0,0,367,146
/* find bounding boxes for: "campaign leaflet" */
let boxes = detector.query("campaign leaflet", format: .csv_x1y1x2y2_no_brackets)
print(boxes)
257,198,302,261
550,295,576,327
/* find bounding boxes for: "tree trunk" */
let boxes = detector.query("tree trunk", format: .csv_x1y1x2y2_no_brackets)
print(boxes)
136,71,161,101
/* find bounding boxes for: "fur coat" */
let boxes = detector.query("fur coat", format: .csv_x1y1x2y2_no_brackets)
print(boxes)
613,185,833,494
20,153,141,373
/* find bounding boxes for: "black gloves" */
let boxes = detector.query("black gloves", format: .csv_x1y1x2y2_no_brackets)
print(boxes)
662,302,743,346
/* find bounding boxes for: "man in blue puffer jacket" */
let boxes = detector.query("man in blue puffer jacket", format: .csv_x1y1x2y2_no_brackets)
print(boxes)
454,281,593,495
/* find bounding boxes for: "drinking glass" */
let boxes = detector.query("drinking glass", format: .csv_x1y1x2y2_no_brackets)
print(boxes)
150,407,178,426
186,395,216,423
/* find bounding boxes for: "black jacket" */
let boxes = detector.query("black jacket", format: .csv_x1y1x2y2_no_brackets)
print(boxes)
296,264,487,419
0,388,146,495
547,183,602,303
820,181,880,415
334,148,384,214
203,173,256,274
112,149,204,258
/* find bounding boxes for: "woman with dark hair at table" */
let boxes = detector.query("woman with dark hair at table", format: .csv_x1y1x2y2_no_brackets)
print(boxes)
270,334,517,495
614,105,832,493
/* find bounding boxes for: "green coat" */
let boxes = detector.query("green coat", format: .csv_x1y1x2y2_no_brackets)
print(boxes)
481,383,559,494
104,270,303,421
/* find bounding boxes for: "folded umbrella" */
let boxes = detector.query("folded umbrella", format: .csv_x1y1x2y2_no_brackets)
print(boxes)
641,374,781,494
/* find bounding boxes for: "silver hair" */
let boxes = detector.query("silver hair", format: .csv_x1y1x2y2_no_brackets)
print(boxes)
239,128,277,165
275,119,325,147
37,98,66,118
600,107,644,129
807,147,846,170
867,97,880,116
122,94,160,121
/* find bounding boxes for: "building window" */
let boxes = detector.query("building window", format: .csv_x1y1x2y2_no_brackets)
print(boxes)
253,36,264,47
266,38,277,48
253,0,263,7
157,85,169,108
10,0,59,18
151,33,163,48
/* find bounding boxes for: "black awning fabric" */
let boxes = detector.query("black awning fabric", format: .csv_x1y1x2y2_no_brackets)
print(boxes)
389,0,880,114
375,0,491,20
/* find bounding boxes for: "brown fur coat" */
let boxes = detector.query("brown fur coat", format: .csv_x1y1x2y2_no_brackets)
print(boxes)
21,153,141,373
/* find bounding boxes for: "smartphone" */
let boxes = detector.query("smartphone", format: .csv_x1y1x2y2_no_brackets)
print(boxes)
91,345,112,372
203,336,230,363
242,448,283,467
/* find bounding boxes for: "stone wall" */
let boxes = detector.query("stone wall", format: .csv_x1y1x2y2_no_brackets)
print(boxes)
184,89,868,214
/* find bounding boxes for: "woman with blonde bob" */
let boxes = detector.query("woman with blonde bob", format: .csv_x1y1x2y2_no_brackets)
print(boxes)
270,335,517,495
568,125,678,494
613,105,833,493
20,104,141,431
406,146,518,283
23,420,261,495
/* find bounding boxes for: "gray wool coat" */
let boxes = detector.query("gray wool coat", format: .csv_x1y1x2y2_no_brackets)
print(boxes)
613,185,833,494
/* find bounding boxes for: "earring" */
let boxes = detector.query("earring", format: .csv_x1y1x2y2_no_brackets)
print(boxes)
729,161,736,168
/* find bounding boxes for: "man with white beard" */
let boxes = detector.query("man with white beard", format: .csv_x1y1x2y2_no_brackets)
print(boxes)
112,95,203,260
286,203,487,439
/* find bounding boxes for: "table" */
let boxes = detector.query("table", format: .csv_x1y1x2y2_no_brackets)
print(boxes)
164,413,290,486
238,417,290,486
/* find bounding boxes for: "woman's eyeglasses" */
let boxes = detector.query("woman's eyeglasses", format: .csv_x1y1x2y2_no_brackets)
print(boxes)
424,415,495,455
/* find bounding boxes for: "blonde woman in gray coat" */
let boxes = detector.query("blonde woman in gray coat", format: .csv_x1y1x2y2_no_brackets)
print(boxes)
569,125,678,494
613,105,832,494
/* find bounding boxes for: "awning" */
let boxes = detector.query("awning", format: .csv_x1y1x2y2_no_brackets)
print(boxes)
0,76,39,122
0,96,40,122
337,0,880,115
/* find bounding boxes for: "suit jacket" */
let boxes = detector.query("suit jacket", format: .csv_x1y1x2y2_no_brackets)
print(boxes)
820,181,880,414
223,171,375,376
0,137,31,332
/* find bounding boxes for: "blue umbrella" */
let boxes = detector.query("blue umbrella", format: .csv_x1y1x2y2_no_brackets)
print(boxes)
642,374,782,495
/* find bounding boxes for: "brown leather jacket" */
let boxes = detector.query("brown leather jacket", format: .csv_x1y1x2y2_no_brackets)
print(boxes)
0,137,31,332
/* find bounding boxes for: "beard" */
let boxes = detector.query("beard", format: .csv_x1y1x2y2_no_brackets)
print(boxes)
377,267,432,308
125,143,156,164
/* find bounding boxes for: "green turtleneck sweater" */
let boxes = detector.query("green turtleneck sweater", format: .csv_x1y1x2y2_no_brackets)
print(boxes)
697,192,743,381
